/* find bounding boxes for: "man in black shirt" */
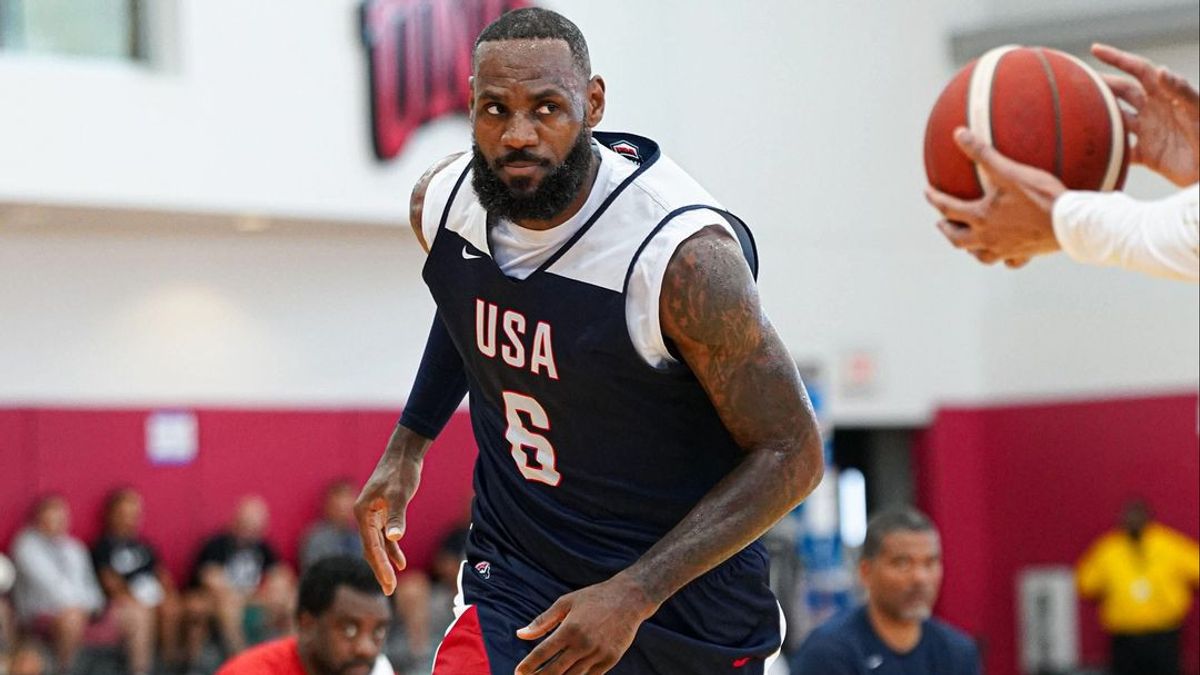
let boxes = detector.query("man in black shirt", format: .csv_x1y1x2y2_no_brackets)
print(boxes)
189,496,295,655
92,487,185,669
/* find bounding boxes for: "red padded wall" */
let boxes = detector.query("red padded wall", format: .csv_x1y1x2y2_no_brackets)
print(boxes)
1,407,478,583
0,409,36,548
916,392,1200,675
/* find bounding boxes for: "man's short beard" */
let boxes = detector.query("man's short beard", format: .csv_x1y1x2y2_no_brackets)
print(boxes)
471,128,595,222
898,604,933,622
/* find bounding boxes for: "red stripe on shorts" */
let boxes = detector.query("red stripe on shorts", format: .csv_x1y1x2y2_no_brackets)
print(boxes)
432,605,492,674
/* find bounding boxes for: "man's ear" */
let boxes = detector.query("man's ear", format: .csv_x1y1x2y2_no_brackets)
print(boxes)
585,75,606,128
467,76,476,120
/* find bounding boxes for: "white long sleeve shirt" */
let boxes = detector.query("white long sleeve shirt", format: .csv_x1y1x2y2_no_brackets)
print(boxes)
10,528,105,620
1052,184,1200,282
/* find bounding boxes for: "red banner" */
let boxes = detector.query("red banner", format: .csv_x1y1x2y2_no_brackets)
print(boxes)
362,0,531,161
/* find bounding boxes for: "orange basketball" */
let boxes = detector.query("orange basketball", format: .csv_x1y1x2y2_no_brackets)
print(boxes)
924,45,1129,199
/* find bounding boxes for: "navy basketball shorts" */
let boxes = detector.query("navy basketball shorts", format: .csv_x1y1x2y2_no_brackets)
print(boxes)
432,546,783,674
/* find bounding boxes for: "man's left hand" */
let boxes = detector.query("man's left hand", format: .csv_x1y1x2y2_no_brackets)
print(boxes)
514,573,658,675
925,127,1067,266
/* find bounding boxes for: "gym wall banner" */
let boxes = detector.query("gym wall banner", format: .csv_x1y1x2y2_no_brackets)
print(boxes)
362,0,530,161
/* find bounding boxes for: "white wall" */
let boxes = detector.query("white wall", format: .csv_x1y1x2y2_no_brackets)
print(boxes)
977,41,1200,400
0,224,432,405
979,0,1186,22
552,0,995,424
0,0,1195,422
0,0,461,220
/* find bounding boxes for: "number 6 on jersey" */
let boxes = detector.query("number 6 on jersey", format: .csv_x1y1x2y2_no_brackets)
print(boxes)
502,391,561,486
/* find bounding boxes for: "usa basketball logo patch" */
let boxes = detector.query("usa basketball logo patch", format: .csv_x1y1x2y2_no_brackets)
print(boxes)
474,561,492,579
608,139,642,162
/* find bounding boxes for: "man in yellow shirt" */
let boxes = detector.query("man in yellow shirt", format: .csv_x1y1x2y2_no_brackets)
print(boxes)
1077,500,1200,675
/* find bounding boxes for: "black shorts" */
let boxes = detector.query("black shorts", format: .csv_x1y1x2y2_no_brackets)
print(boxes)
432,543,782,674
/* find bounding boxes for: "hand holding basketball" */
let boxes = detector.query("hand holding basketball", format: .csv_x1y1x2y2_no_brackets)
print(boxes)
926,128,1066,262
1093,43,1200,187
923,45,1130,267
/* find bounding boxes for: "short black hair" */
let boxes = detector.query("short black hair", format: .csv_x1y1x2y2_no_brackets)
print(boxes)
102,486,139,527
297,555,383,617
474,7,591,77
1122,497,1150,515
861,508,937,559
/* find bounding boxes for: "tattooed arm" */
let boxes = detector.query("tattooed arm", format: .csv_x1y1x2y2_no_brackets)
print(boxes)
409,152,466,252
627,224,823,600
515,225,824,675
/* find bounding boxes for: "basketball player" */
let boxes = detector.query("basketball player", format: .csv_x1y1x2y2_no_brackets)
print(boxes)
925,44,1199,281
354,8,823,675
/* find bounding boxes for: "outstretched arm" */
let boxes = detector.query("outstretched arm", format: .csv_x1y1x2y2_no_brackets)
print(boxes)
515,226,824,675
925,46,1199,272
927,129,1199,281
356,153,470,594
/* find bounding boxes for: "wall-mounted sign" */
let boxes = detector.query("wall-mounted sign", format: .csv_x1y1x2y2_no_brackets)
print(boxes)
1018,567,1079,674
145,410,198,466
839,347,879,399
361,0,530,161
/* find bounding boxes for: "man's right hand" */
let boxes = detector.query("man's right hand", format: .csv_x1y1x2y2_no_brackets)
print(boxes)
354,424,432,595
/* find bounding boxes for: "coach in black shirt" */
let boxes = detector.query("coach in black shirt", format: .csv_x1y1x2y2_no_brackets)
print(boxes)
793,508,980,674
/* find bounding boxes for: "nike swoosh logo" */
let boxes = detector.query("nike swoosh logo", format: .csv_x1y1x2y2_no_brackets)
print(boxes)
462,245,483,260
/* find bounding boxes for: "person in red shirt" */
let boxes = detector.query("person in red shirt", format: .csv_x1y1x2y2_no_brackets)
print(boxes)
216,556,391,675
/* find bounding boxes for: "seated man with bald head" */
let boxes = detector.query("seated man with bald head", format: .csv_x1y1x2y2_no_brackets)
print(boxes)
188,495,296,656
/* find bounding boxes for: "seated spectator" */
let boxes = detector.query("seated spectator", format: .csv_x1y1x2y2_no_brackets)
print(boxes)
386,572,431,673
92,487,186,671
300,480,363,572
390,512,472,673
215,555,393,675
188,495,296,656
429,522,469,593
792,508,981,674
10,495,153,675
1,552,15,654
4,639,49,675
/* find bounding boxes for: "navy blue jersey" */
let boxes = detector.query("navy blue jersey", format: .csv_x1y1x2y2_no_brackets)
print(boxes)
421,132,779,666
792,606,981,675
